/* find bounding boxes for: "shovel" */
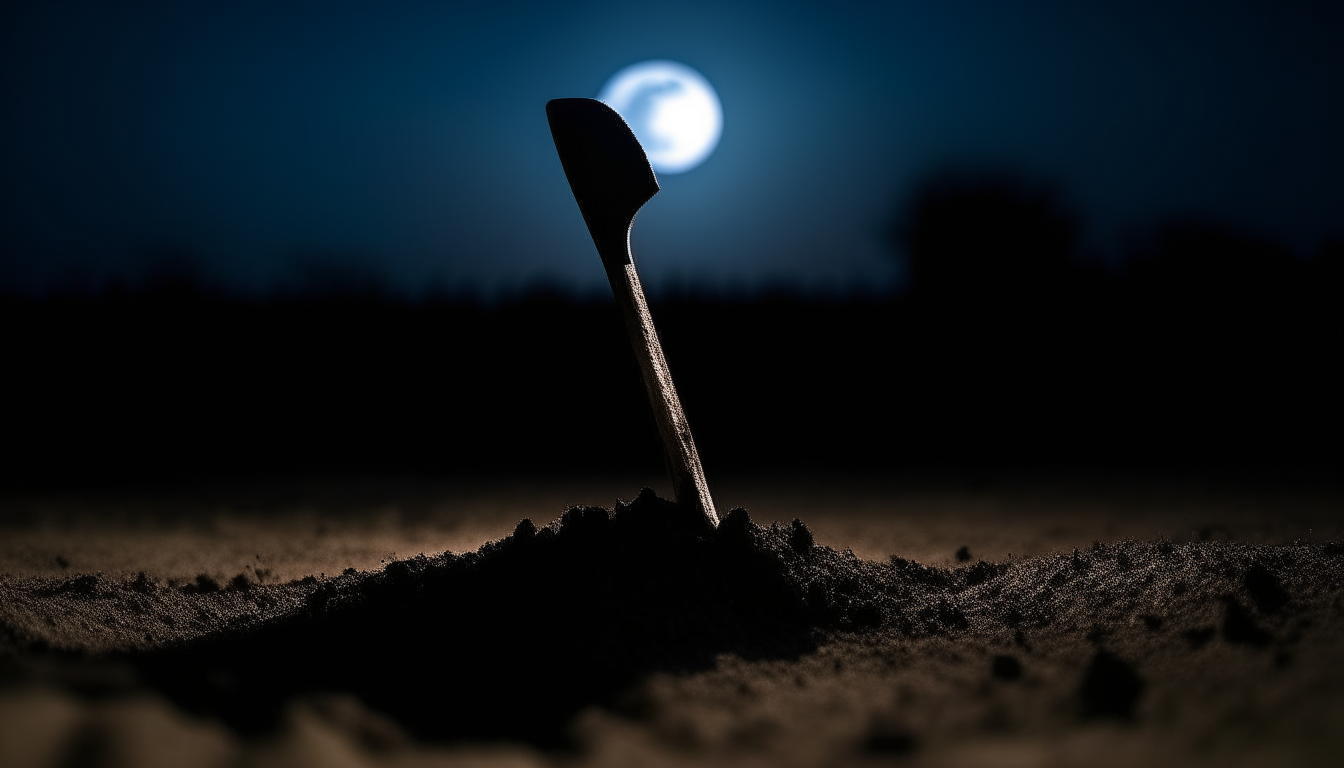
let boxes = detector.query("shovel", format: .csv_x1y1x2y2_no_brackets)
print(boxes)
546,98,718,527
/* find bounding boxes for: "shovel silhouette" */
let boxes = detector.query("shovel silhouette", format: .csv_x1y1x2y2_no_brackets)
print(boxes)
547,98,718,527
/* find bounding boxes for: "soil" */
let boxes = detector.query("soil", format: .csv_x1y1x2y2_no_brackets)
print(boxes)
1,475,1341,767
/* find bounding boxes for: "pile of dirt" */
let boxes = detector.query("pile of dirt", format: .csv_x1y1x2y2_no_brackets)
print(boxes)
2,488,1341,754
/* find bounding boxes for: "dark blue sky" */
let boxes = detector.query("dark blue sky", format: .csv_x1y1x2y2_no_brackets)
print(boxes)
2,1,1339,298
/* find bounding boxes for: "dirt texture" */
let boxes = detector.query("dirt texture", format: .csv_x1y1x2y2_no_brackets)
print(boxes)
2,481,1342,767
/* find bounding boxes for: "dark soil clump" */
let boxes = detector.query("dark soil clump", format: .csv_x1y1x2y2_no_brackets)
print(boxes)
1222,597,1273,647
991,654,1023,680
1078,650,1145,720
864,722,918,755
1243,563,1289,614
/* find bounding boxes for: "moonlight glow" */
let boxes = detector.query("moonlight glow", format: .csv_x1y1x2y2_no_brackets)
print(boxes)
598,61,722,174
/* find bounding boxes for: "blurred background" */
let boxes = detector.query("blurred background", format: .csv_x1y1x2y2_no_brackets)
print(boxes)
2,0,1340,490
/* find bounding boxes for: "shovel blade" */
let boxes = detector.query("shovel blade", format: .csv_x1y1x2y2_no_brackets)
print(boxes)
546,98,659,267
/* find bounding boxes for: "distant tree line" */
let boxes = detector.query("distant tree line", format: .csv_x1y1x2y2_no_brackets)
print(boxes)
1,169,1338,489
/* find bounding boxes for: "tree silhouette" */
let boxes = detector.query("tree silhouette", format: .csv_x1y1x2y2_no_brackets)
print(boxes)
894,169,1082,301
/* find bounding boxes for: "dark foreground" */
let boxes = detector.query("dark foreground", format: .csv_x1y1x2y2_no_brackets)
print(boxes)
1,478,1342,767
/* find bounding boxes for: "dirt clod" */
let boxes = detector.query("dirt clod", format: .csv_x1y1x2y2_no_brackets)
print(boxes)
1243,564,1289,614
1079,650,1145,720
992,654,1023,680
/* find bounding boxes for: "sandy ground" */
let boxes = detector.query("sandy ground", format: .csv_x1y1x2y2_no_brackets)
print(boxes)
1,473,1341,767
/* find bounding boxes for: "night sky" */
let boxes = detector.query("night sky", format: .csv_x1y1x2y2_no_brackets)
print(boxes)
2,0,1339,299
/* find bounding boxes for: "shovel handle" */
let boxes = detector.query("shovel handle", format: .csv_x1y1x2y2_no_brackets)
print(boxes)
601,246,718,527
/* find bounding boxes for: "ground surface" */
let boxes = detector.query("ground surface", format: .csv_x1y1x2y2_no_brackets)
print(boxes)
1,473,1341,767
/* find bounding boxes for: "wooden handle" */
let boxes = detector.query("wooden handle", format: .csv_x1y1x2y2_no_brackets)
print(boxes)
603,250,718,527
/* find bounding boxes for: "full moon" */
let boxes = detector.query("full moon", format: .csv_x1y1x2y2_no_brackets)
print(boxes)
598,60,722,175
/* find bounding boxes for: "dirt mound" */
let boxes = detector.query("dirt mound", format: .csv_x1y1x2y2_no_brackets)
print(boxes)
4,488,1341,753
132,489,855,746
